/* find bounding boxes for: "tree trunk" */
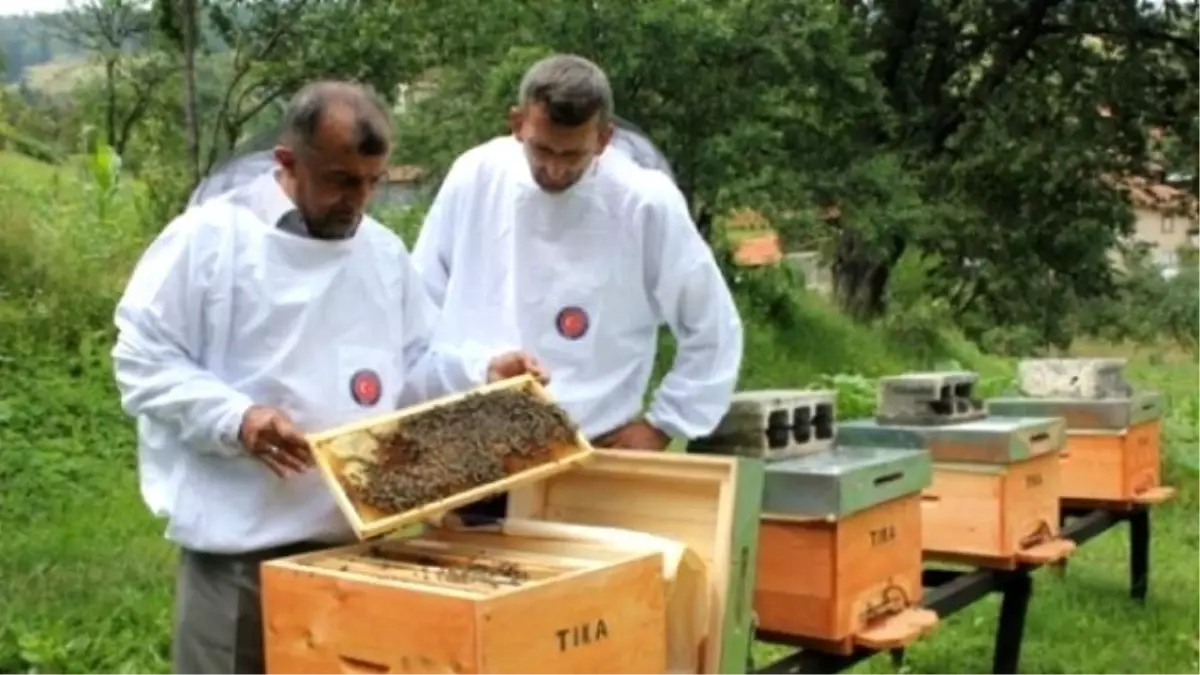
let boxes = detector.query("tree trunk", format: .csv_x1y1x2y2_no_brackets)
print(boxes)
181,0,200,186
104,58,117,149
832,229,903,320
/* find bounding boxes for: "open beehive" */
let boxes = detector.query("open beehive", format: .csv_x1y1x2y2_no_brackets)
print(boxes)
507,449,765,674
754,445,938,655
306,374,596,539
262,449,760,675
986,358,1174,508
262,526,667,674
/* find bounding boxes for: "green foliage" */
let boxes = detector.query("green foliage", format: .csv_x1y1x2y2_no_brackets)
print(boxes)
0,151,144,352
0,121,61,163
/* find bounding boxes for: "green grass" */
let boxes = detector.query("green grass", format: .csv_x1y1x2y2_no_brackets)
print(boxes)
0,150,1196,674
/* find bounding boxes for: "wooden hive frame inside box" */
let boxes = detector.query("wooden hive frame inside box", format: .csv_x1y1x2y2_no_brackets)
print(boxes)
306,374,596,539
507,449,765,675
261,527,668,673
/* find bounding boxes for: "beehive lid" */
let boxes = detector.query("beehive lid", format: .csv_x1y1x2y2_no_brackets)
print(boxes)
762,446,932,520
507,450,764,675
307,374,596,540
837,416,1065,465
986,391,1163,430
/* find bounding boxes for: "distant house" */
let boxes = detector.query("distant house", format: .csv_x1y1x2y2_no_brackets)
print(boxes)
372,164,429,209
1113,175,1200,271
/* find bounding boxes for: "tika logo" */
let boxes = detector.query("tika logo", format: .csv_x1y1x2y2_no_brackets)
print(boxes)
349,369,382,407
555,306,590,340
555,619,609,652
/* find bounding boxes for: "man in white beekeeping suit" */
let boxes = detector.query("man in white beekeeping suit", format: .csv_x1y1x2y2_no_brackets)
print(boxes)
111,80,546,674
411,53,744,462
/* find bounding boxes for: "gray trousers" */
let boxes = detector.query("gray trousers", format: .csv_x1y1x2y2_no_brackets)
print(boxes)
172,541,325,675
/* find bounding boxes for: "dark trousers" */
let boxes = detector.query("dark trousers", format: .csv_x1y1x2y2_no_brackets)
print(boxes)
171,541,325,675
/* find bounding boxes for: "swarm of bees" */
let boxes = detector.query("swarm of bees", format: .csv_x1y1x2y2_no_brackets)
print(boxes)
348,388,579,516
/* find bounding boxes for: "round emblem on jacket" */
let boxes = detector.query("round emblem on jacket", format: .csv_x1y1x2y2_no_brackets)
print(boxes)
349,369,382,406
555,306,590,340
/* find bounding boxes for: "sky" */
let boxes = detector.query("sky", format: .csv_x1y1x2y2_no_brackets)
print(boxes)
0,0,72,17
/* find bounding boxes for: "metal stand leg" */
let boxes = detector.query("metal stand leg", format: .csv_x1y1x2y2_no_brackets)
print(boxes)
1053,510,1070,576
1129,507,1150,603
991,570,1033,674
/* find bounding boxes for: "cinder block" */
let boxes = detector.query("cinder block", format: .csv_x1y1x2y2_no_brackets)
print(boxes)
688,389,836,460
1017,358,1132,400
875,371,985,426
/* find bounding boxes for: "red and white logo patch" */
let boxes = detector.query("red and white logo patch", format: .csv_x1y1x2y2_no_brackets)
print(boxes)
555,306,590,340
349,369,382,407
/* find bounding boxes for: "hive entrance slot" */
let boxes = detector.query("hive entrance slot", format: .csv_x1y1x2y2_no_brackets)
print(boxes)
874,471,903,486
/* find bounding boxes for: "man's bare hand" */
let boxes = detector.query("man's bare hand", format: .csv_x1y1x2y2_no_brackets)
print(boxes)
239,405,314,477
592,419,671,451
486,350,550,385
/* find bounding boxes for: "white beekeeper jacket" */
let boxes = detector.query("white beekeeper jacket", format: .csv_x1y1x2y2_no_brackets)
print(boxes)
111,171,489,555
411,136,744,441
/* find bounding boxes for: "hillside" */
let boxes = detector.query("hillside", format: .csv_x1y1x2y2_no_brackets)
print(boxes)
0,12,86,83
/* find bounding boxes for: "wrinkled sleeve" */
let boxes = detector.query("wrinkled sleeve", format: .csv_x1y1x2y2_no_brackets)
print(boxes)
110,215,253,458
410,156,467,309
642,177,745,440
396,255,490,408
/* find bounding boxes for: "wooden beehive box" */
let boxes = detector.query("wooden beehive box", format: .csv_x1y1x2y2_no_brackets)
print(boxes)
508,449,765,675
261,527,667,674
986,393,1174,507
307,374,596,539
839,417,1076,569
754,446,937,655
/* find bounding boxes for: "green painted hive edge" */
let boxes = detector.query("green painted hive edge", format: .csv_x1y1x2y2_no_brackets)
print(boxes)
718,456,765,674
835,421,929,451
842,449,934,520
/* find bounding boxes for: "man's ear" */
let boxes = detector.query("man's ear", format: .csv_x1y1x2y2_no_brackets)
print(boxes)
508,106,525,140
596,120,615,152
273,145,295,172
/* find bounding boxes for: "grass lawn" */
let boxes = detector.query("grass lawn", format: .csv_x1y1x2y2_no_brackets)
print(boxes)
2,338,1194,674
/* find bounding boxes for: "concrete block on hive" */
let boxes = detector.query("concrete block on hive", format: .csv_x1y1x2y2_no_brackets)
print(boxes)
1017,358,1132,400
688,389,836,460
875,371,984,426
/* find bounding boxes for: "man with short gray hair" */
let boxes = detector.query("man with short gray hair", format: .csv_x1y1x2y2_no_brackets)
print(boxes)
112,79,546,674
412,54,743,462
